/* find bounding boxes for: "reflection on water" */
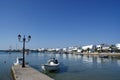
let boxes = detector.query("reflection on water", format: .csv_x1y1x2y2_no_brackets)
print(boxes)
117,60,120,66
0,52,120,80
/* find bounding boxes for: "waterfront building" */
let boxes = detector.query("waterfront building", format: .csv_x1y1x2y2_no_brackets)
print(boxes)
38,48,45,52
82,45,95,53
96,44,111,53
77,49,82,53
62,48,68,52
96,45,101,50
47,48,56,52
115,43,120,50
101,44,110,50
55,48,61,52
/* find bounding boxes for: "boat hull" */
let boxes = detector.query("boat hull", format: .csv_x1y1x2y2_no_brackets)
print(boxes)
42,63,59,71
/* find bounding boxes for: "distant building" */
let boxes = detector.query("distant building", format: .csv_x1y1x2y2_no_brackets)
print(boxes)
82,45,95,53
62,48,67,52
68,46,78,52
38,48,45,51
96,44,111,53
77,49,82,53
82,45,94,50
47,48,56,52
55,48,61,52
96,45,101,50
101,44,110,50
115,43,120,50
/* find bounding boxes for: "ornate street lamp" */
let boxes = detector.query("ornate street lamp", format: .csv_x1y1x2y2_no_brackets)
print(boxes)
18,34,31,67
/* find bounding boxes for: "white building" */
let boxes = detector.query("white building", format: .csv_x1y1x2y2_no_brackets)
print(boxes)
82,45,94,50
96,45,101,50
62,46,79,52
37,48,45,51
102,45,110,50
96,44,110,50
55,48,61,51
47,48,55,52
115,43,120,49
82,45,95,53
68,46,78,52
77,49,82,52
62,48,67,52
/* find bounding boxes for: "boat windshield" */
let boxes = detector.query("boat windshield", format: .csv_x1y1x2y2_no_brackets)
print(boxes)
48,58,58,64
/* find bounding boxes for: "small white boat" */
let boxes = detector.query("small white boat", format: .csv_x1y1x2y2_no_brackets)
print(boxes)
14,57,23,66
41,58,60,71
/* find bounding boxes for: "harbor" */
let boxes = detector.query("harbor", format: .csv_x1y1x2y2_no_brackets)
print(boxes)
0,0,120,80
0,52,120,80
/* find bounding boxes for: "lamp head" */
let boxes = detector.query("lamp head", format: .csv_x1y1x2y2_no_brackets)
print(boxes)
28,35,31,41
18,34,21,41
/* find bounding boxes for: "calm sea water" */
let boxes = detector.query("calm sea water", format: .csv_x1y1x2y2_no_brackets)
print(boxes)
0,52,120,80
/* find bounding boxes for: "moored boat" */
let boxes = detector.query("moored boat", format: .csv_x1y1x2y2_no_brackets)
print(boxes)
41,58,60,71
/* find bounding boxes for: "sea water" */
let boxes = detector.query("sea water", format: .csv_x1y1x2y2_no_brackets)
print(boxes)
0,52,120,80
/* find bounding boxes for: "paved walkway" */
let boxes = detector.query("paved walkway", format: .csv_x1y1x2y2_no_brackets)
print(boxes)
12,65,54,80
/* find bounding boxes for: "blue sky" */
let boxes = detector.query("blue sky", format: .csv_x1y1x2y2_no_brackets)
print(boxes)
0,0,120,50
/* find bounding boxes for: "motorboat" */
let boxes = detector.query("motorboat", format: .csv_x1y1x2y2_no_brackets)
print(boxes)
14,57,23,66
41,58,60,71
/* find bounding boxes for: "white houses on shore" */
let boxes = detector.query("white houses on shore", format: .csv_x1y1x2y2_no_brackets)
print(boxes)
36,43,120,53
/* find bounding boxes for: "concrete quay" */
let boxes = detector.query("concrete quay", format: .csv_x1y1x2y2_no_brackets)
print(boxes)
11,65,54,80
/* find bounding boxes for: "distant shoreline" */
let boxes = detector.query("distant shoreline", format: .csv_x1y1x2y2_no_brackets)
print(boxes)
80,52,120,55
75,52,120,58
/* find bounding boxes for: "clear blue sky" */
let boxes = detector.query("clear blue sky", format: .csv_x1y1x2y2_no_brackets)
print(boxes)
0,0,120,50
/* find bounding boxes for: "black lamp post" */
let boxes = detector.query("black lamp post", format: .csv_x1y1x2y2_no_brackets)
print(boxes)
18,34,31,67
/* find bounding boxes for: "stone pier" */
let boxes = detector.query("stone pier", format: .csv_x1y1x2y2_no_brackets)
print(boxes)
11,65,54,80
